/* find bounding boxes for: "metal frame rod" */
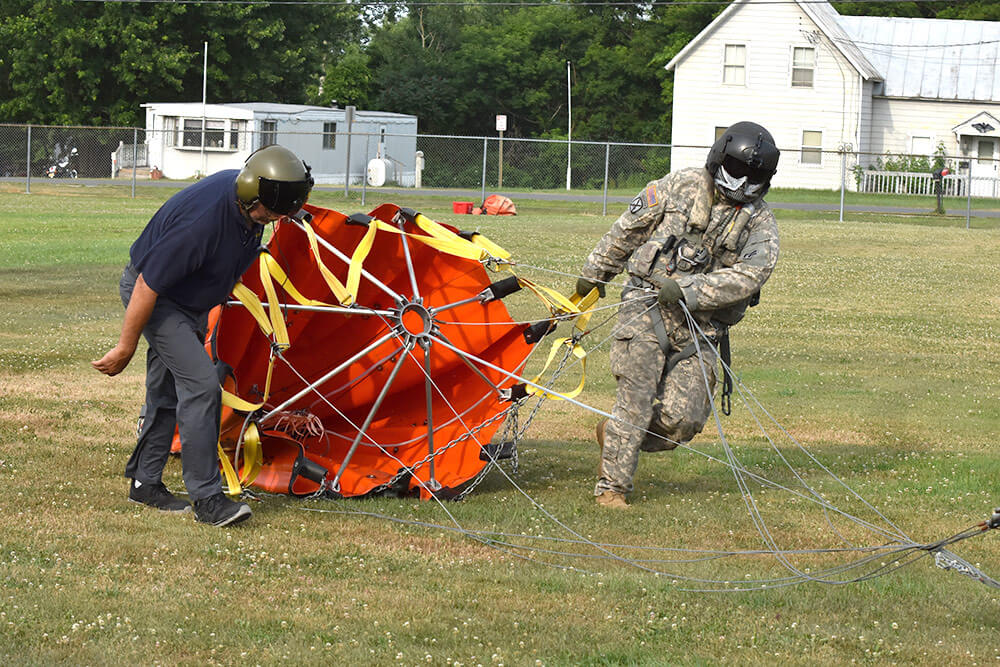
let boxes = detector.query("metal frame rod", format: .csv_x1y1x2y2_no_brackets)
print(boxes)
331,338,415,488
226,300,393,317
420,338,439,489
288,218,403,303
429,293,489,316
434,336,597,414
261,330,398,421
433,331,505,396
396,217,421,299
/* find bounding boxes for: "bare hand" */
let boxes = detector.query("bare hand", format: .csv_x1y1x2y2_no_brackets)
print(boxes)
91,344,135,376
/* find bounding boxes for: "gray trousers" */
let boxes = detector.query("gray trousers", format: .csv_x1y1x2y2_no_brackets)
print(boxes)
120,266,223,501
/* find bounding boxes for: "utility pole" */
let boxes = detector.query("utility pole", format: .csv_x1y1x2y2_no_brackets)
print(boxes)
566,60,572,191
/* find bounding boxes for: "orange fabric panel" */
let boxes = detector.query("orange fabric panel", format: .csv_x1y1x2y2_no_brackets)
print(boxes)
206,202,532,498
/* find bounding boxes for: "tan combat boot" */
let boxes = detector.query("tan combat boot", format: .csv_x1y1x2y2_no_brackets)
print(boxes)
595,491,629,509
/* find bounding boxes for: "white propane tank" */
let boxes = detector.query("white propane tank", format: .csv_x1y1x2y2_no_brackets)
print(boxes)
366,158,387,187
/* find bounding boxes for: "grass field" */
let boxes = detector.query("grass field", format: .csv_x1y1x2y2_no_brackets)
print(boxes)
1,181,998,665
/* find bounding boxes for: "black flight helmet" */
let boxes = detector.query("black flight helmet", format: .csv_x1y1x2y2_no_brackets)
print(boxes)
236,144,314,216
706,122,780,203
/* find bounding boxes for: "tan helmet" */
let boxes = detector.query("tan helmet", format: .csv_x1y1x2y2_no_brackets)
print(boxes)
236,145,314,215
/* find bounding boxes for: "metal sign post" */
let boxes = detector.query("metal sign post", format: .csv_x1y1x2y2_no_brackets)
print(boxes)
496,114,507,189
344,105,355,196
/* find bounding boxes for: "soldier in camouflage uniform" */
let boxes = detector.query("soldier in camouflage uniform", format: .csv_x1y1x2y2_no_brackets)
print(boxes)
574,121,781,508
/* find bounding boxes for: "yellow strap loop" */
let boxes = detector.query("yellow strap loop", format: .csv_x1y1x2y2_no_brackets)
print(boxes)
345,220,379,304
218,441,243,496
301,221,353,304
467,231,512,261
525,336,588,400
257,256,291,349
517,277,582,317
232,282,274,337
238,422,263,486
374,220,485,261
569,287,601,334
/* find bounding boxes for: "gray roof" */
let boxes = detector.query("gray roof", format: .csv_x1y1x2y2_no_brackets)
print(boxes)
800,1,882,81
225,102,415,121
836,15,1000,101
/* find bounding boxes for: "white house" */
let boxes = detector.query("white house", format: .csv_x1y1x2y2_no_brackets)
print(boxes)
138,102,419,185
666,0,1000,194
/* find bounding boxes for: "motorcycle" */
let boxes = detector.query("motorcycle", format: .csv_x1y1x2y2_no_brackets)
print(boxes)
47,147,78,179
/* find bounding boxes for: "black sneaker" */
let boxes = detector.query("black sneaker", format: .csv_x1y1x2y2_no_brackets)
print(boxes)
128,479,191,513
193,493,252,527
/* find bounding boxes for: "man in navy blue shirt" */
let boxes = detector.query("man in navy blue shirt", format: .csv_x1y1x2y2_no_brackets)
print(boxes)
92,145,313,527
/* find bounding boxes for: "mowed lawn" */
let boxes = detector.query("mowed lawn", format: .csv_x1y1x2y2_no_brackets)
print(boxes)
1,181,998,665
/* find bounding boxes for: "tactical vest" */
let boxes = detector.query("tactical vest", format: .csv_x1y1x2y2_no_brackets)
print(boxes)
625,169,759,327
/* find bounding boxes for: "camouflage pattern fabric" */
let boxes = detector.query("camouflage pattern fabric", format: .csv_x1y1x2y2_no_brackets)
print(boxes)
583,167,779,497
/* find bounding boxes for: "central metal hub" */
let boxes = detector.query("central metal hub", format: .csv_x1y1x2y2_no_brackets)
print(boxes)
397,301,433,338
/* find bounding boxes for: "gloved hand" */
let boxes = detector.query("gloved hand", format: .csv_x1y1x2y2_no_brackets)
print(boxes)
657,279,684,307
575,277,605,299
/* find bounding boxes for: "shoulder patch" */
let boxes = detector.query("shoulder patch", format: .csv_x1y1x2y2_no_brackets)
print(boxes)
629,194,646,214
645,185,658,208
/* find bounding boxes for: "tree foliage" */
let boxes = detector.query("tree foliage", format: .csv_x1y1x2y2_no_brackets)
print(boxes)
0,0,996,140
0,0,358,125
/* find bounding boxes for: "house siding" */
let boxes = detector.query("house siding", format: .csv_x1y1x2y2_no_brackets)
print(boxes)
669,0,864,190
141,102,417,184
866,97,1000,162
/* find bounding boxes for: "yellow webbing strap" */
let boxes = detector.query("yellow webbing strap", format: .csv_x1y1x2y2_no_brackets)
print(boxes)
468,232,511,261
300,222,352,305
525,336,588,400
517,276,582,317
344,221,379,305
214,351,276,496
257,256,296,349
374,220,485,261
414,212,512,261
217,422,262,497
232,282,274,337
218,441,242,497
569,287,601,334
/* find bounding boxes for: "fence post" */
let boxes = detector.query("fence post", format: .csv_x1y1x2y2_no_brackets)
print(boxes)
25,124,31,194
966,165,972,230
602,143,610,216
480,137,487,204
838,143,851,223
131,127,138,199
344,105,355,197
361,133,370,208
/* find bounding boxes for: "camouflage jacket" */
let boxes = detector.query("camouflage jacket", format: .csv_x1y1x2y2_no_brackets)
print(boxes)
581,167,779,342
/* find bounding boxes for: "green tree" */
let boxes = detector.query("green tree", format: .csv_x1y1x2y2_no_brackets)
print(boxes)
0,0,359,125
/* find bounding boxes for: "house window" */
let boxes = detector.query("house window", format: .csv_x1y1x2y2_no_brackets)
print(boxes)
801,130,822,164
910,136,931,158
791,47,815,88
230,120,246,151
723,44,746,85
323,122,337,149
182,119,203,147
261,120,277,147
163,116,177,147
205,120,225,148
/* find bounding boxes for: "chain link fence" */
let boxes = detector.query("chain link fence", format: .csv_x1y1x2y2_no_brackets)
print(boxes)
1,123,997,222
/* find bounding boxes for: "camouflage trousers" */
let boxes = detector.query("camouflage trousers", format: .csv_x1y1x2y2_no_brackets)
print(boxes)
595,310,717,496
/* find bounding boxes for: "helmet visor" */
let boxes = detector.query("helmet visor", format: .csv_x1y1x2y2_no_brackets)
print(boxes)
722,154,770,185
257,175,314,215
